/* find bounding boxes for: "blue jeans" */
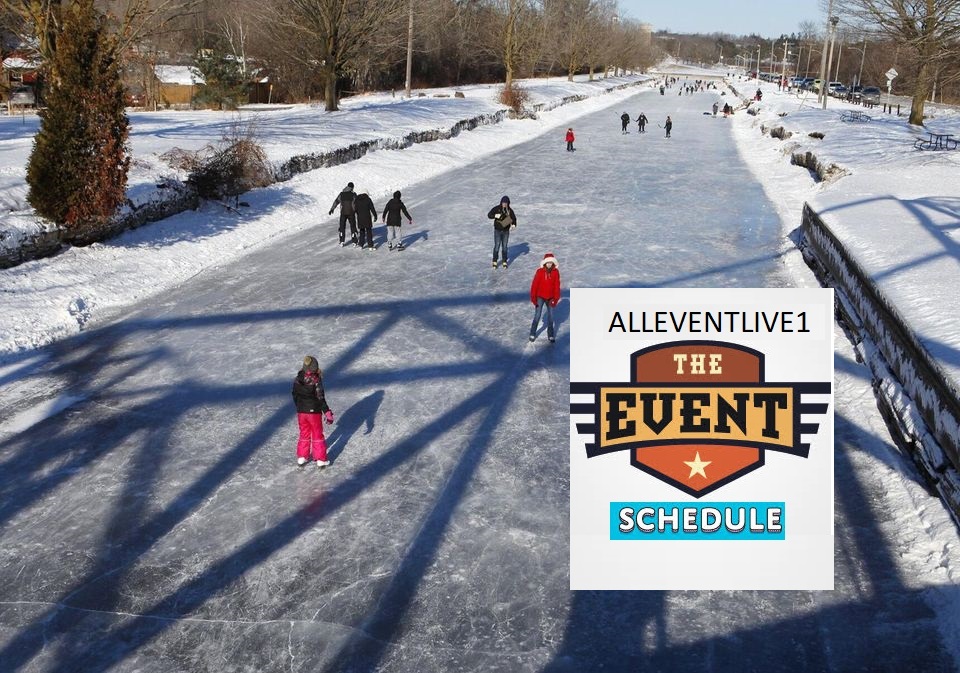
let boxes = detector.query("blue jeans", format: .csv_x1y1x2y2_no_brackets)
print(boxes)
530,298,555,339
493,228,510,263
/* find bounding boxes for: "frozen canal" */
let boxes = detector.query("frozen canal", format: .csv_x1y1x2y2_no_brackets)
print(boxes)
1,87,958,672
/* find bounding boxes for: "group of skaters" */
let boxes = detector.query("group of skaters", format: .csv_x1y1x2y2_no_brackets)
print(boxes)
329,182,413,250
618,111,669,137
297,193,562,468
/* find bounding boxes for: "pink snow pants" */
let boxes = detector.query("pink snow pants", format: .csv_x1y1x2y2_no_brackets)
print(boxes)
296,413,328,461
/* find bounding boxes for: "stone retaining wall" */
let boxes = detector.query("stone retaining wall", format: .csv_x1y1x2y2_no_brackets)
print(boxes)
800,203,960,521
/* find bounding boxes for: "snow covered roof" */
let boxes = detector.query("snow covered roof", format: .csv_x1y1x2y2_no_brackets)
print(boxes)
153,65,204,86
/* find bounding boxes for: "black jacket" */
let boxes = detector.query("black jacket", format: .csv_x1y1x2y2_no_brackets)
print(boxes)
355,193,378,227
330,188,355,216
292,371,330,414
487,204,516,230
382,197,411,226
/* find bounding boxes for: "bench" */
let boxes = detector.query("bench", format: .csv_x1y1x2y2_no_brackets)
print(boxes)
839,110,871,122
914,132,958,151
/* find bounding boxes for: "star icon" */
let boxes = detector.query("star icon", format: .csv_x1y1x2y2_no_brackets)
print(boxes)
683,452,712,479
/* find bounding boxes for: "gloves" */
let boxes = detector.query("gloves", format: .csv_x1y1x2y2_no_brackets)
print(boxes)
550,299,559,308
324,410,334,425
510,224,516,230
328,209,334,216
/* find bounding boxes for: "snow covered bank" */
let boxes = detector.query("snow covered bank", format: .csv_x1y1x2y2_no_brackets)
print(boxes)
0,75,649,268
0,75,656,357
726,73,960,522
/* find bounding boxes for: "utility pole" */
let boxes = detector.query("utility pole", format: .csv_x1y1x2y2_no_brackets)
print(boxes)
755,44,761,81
781,40,790,87
856,36,866,90
404,0,414,97
818,0,834,106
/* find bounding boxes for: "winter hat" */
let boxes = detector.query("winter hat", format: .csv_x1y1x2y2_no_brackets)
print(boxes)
500,195,510,205
541,252,558,268
347,182,354,189
394,190,401,199
303,356,319,372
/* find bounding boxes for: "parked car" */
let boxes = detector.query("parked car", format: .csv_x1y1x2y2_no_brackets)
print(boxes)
827,81,844,95
831,84,848,97
8,85,35,106
861,86,882,104
811,79,824,92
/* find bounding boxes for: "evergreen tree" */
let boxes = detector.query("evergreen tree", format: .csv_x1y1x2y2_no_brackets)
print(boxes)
192,39,248,110
26,0,130,245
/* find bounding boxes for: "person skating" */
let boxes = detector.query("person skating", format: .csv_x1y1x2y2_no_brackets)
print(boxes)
620,112,630,134
529,253,561,343
487,196,516,268
636,113,647,133
381,190,413,250
565,127,576,151
712,101,719,116
292,356,335,468
354,192,378,250
329,182,358,246
664,115,673,138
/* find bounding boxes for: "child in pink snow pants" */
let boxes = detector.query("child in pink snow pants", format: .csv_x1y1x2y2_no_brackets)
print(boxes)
292,356,335,467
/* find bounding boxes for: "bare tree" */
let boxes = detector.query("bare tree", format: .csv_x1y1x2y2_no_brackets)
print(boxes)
262,0,406,110
835,0,960,124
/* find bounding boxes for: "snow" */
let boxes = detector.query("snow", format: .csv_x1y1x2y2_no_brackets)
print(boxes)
1,64,960,670
153,64,203,86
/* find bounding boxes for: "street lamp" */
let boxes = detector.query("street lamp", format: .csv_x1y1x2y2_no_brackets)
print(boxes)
755,44,761,81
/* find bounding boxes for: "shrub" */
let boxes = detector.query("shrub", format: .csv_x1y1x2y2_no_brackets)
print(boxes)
499,82,530,115
188,121,271,201
26,0,129,245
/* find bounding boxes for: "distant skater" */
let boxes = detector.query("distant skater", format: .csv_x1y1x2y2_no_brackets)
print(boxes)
712,101,719,116
565,127,576,151
381,190,413,250
664,116,673,138
620,112,630,134
636,113,647,133
292,356,334,468
529,253,561,343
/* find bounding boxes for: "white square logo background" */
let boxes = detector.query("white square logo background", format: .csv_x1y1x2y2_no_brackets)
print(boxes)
570,288,834,590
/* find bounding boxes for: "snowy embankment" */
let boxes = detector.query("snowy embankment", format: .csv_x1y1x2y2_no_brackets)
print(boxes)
0,74,653,356
725,73,960,519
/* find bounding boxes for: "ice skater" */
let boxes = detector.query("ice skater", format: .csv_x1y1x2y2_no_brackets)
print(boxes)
712,101,719,116
664,115,673,138
329,182,358,246
487,195,517,268
620,112,630,134
565,127,576,151
292,356,334,467
354,191,378,250
381,190,413,250
636,112,647,133
529,252,561,343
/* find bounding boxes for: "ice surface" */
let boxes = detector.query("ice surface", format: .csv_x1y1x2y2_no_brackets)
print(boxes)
1,76,959,672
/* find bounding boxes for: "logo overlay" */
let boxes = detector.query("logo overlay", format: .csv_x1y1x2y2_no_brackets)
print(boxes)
569,289,834,590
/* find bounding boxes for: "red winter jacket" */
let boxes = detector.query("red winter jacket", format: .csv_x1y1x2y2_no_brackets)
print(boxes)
530,267,561,306
565,130,575,142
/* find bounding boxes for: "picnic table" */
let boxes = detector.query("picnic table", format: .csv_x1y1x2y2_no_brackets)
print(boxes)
913,132,958,151
839,110,871,122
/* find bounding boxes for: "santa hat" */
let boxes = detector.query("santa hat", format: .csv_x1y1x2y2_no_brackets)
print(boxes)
541,252,558,268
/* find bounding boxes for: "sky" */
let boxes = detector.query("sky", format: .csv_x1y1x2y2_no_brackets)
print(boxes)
620,0,824,38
